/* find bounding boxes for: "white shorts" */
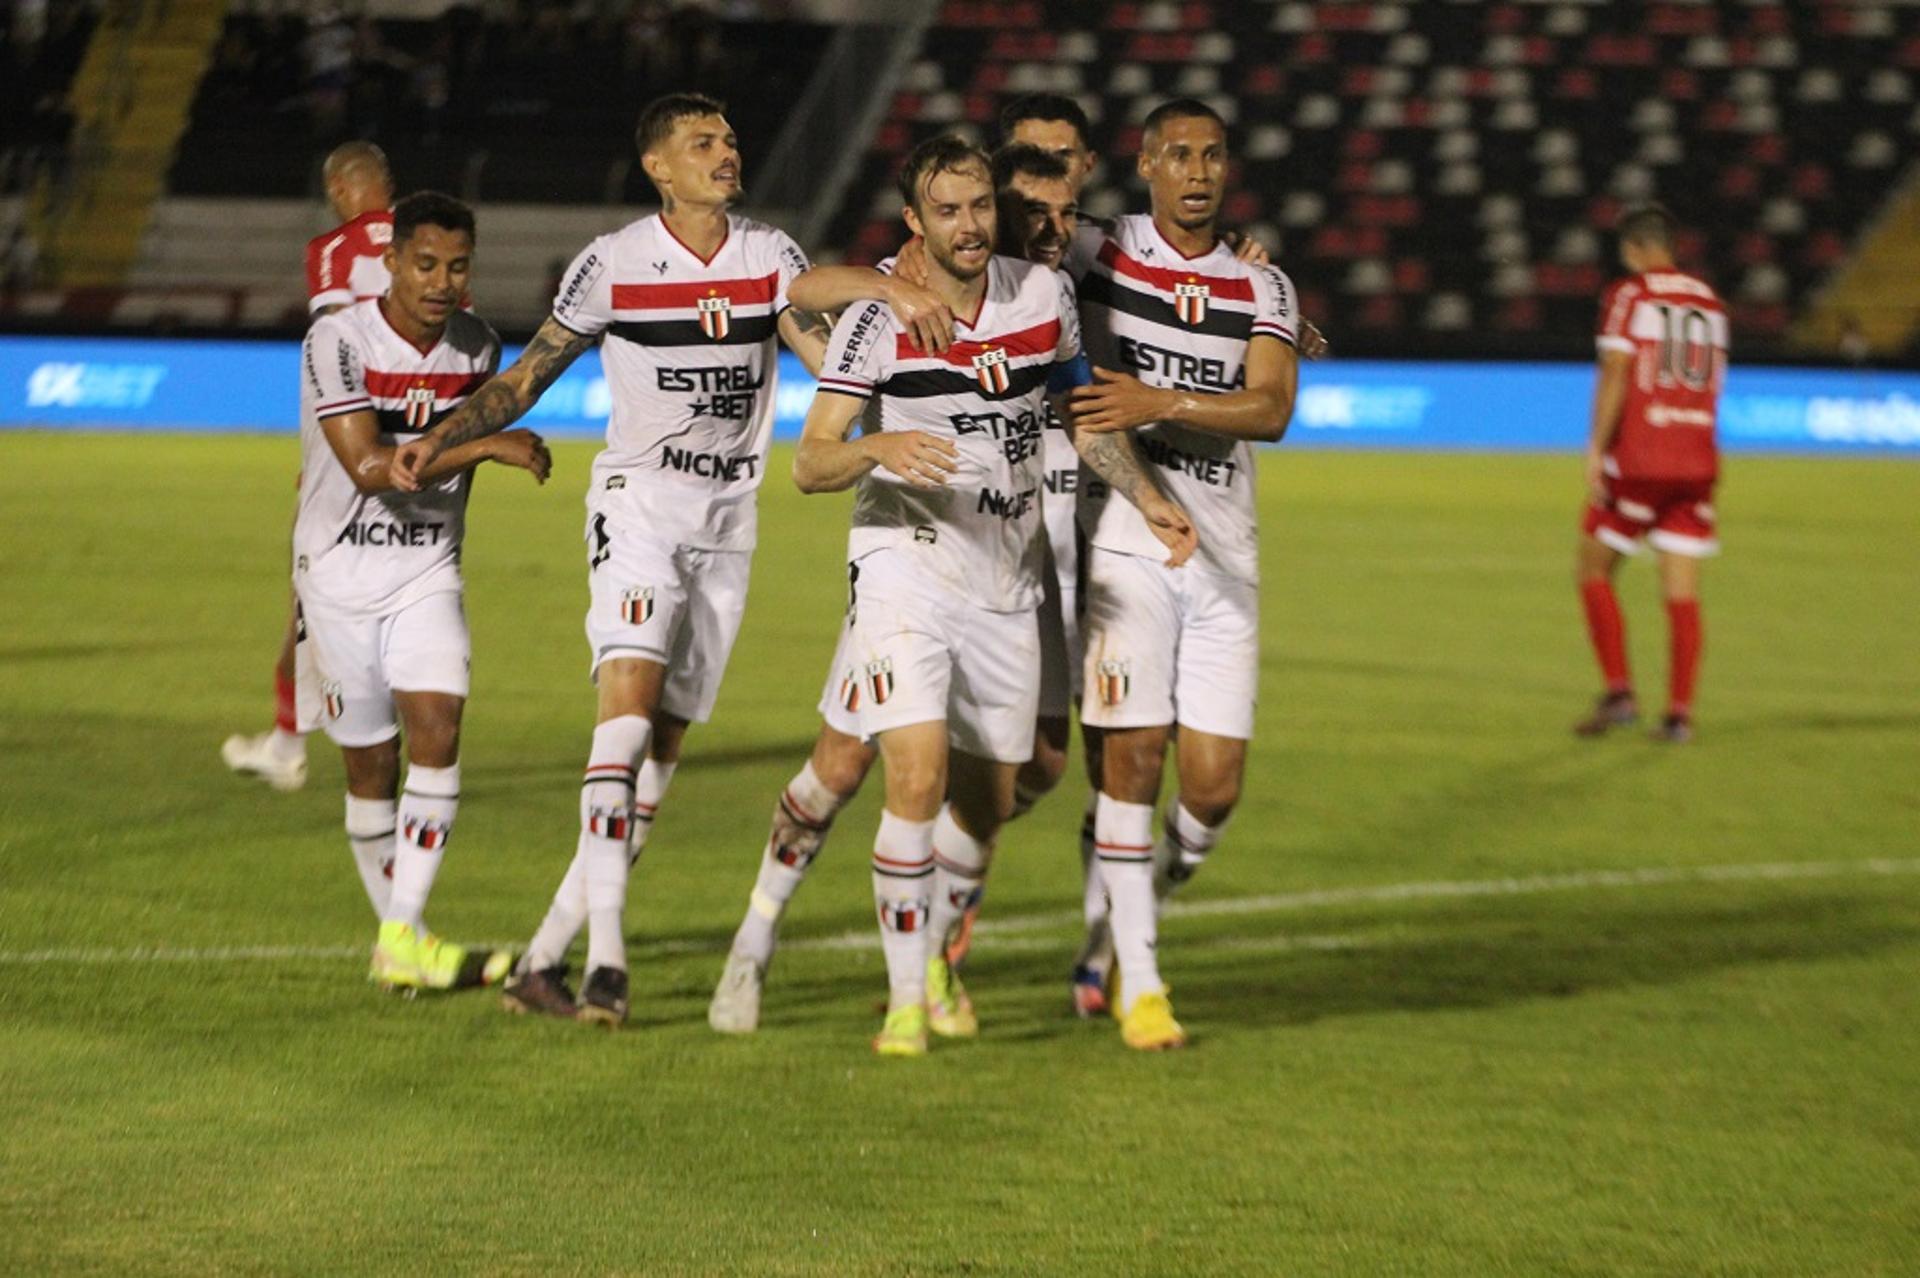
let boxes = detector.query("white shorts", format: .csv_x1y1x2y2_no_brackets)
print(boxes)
584,510,750,725
297,589,470,749
1079,546,1257,740
842,549,1041,764
816,613,865,739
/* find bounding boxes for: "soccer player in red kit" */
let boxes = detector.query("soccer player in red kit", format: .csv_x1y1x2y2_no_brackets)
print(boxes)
223,142,396,791
1575,204,1727,743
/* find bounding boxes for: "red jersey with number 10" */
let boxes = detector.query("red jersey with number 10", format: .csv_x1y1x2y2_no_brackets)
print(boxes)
1595,270,1728,484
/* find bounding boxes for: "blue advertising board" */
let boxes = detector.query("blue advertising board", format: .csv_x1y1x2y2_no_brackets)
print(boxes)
2,334,1916,454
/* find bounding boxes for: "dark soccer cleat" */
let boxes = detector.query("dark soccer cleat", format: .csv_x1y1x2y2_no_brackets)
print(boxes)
1652,713,1693,744
500,960,577,1018
1574,690,1639,737
576,965,629,1028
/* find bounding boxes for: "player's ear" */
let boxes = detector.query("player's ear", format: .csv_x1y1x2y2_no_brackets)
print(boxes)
1136,148,1153,181
902,204,923,239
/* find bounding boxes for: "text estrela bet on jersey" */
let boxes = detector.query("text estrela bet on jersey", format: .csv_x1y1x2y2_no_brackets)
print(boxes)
1596,270,1728,484
818,255,1083,612
304,210,394,314
295,299,499,617
551,213,809,551
1068,214,1298,582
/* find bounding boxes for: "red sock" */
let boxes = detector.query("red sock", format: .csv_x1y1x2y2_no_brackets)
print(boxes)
1666,598,1701,717
274,667,298,735
1579,580,1632,693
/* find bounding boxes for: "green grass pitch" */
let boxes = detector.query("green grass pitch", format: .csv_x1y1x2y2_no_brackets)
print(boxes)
1,434,1916,1275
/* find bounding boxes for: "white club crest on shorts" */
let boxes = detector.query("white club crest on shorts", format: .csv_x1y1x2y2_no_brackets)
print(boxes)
1096,658,1130,707
865,658,894,706
402,385,436,431
620,587,655,625
972,344,1010,395
322,679,345,721
1174,279,1210,326
697,291,732,341
838,667,862,711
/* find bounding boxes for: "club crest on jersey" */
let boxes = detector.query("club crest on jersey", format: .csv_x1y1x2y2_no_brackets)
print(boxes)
402,385,436,430
1095,658,1131,707
697,290,732,341
403,814,450,852
1174,279,1210,326
972,344,1011,395
864,658,894,706
620,587,654,625
322,679,345,721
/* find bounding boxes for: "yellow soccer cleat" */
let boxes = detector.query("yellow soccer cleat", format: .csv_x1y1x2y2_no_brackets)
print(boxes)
369,919,423,989
871,1004,930,1057
408,930,475,991
1120,988,1187,1051
925,955,978,1039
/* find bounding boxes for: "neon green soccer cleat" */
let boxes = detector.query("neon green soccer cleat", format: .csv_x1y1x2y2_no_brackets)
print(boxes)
871,1004,929,1057
925,955,978,1038
1120,988,1187,1051
370,921,486,992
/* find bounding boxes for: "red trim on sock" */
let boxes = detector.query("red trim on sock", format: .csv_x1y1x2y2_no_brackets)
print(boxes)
274,668,298,734
1666,598,1701,716
1579,579,1632,692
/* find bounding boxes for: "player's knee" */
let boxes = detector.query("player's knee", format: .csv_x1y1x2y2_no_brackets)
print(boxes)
812,730,876,798
885,756,946,814
1019,737,1068,797
1179,786,1239,828
1101,731,1168,798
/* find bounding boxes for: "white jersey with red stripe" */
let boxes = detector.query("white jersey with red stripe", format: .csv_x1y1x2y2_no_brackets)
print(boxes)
295,299,500,617
1067,214,1298,582
818,254,1082,613
549,211,810,551
305,210,393,314
1595,269,1728,484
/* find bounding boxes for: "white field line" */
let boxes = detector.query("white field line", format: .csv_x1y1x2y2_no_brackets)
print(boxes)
2,856,1915,967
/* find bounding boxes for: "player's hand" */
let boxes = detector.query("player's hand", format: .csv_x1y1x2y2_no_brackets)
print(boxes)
1224,230,1271,267
390,436,439,492
1069,367,1173,434
1583,449,1607,505
864,430,959,489
1298,318,1329,361
489,430,552,484
882,273,954,355
1140,493,1198,568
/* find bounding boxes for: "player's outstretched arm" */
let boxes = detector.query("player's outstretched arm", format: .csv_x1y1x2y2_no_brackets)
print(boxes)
390,317,593,491
1585,349,1632,500
789,265,954,354
321,408,550,494
793,392,957,495
1070,335,1299,443
1059,396,1197,568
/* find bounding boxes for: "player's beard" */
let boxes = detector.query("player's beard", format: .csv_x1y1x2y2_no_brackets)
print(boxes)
931,233,992,282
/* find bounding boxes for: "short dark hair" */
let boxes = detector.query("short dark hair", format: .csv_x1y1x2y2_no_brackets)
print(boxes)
392,190,475,245
896,134,993,212
999,93,1092,150
635,92,728,157
1618,202,1677,248
990,142,1071,192
1142,97,1227,147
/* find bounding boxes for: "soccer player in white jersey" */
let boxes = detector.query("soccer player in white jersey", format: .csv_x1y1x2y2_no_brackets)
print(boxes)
390,94,929,1028
297,191,550,989
787,135,1195,1056
1065,99,1301,1050
705,143,1102,1035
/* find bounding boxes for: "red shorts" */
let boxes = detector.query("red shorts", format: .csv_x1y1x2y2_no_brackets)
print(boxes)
1582,476,1719,558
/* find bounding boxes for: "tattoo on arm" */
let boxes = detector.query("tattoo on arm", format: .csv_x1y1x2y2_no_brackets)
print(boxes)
1074,428,1157,504
427,320,593,456
779,307,836,377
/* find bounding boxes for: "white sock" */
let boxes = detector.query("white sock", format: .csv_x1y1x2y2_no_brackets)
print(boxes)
344,794,395,919
1079,792,1105,930
871,809,934,1010
927,805,989,960
1155,802,1228,903
582,715,651,973
1096,792,1160,1012
386,764,459,932
526,755,674,971
734,760,850,966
